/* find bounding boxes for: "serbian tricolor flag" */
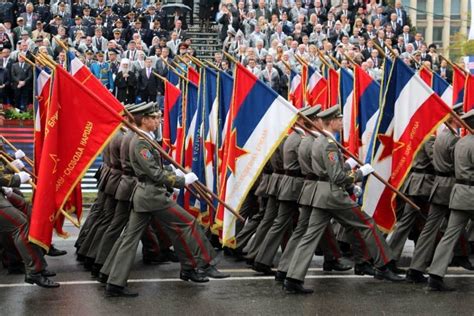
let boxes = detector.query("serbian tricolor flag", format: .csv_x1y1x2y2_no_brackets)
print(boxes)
305,65,327,108
162,80,183,161
419,66,432,86
464,74,474,112
453,66,466,105
182,81,199,217
167,69,180,86
340,67,354,149
288,69,304,108
352,64,380,161
29,66,123,250
215,63,298,247
202,67,219,226
363,58,451,232
33,67,51,174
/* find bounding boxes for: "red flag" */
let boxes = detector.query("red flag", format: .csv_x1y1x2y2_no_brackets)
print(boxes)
452,66,466,105
29,66,123,250
463,73,474,113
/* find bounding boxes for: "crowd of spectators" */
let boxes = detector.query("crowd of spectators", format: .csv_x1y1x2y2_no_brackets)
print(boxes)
0,0,452,112
217,0,452,97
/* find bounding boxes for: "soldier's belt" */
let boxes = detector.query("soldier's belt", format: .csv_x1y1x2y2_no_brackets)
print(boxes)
123,170,135,176
137,175,152,183
411,167,435,175
455,179,474,186
305,173,319,181
274,169,285,175
435,171,455,177
285,170,303,177
316,175,329,182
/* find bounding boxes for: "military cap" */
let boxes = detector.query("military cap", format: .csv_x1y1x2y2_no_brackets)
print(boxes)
54,15,63,20
96,51,104,57
317,105,342,120
300,105,322,119
129,102,159,116
21,30,29,36
452,102,464,114
85,49,94,55
461,109,474,129
17,17,24,21
126,102,147,112
113,28,121,33
75,15,82,20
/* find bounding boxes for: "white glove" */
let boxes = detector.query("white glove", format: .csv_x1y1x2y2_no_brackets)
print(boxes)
184,172,199,185
359,164,375,176
14,150,25,159
16,171,31,184
173,188,180,196
11,159,25,170
175,168,185,178
2,187,13,197
345,158,358,169
353,185,363,198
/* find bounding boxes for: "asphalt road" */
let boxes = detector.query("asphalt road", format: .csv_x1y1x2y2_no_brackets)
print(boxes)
1,225,474,316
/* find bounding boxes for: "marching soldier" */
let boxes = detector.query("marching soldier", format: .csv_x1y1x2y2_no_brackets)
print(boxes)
407,105,472,283
427,110,474,291
0,142,58,287
387,132,436,273
284,106,403,294
105,103,228,297
275,106,351,282
244,138,286,265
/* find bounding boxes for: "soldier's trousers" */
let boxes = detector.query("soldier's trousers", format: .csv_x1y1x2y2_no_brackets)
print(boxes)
0,205,45,274
245,196,279,260
108,203,217,287
77,193,116,258
387,198,425,261
95,200,131,265
235,191,259,235
410,203,469,272
287,207,393,282
236,197,267,250
75,191,106,250
429,209,474,277
277,205,341,273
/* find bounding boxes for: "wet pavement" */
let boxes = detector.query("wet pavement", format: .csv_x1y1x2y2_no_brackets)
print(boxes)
1,225,474,316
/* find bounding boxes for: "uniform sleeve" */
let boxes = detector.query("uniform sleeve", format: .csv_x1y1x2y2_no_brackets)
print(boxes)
134,139,185,189
323,141,361,187
424,136,435,160
0,165,21,187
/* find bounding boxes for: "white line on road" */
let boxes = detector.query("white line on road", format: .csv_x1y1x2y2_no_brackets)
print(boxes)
1,274,474,288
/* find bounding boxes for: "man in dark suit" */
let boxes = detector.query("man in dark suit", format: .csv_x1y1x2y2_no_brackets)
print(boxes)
11,55,33,111
419,44,432,64
272,0,289,20
390,0,408,27
307,1,327,24
138,58,159,102
437,60,452,84
255,0,272,21
385,13,402,36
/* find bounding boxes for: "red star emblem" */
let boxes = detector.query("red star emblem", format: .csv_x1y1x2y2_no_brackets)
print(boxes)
204,140,215,166
377,133,405,162
227,129,248,174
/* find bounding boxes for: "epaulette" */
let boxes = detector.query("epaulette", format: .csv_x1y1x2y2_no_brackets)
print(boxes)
327,138,335,143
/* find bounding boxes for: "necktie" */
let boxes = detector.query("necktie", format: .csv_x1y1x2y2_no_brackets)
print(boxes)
147,68,150,78
20,63,24,69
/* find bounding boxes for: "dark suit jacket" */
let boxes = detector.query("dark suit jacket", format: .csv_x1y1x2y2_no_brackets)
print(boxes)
436,68,453,84
11,62,33,90
138,68,159,94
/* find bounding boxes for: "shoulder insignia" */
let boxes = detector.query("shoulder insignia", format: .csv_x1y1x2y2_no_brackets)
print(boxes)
328,151,338,163
327,138,335,143
140,147,152,160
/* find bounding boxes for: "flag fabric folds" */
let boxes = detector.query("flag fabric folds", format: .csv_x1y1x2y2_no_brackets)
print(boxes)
29,66,123,250
452,66,466,105
33,67,51,173
363,58,451,232
289,69,304,108
215,63,298,247
464,73,474,113
339,67,354,149
162,80,183,162
305,64,327,108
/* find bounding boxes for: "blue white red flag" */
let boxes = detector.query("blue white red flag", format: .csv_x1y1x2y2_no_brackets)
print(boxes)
215,64,298,247
289,69,304,108
339,67,353,149
363,58,451,232
305,64,327,107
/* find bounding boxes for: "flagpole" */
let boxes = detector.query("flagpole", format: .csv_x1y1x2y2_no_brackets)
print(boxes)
295,114,421,211
0,151,37,179
440,54,469,75
317,50,335,69
1,136,35,168
327,53,343,68
0,154,36,188
185,54,205,68
203,59,220,71
172,60,187,73
162,59,189,82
